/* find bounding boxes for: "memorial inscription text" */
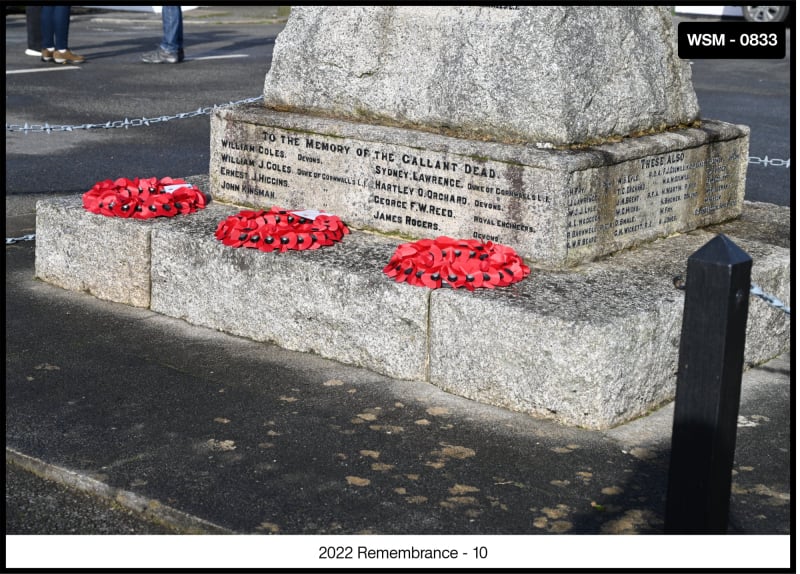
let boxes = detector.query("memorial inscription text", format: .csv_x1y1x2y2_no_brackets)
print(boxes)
211,125,744,264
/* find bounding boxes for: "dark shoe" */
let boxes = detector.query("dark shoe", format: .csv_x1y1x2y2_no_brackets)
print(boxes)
141,49,184,64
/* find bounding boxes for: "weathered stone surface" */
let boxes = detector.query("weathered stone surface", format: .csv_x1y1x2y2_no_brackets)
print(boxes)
428,214,790,430
263,6,699,146
35,197,155,307
30,3,784,432
149,207,430,381
210,106,748,268
35,196,789,429
707,201,792,366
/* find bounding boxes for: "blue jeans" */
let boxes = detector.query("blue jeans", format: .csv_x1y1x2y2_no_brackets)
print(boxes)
40,5,71,51
160,6,183,53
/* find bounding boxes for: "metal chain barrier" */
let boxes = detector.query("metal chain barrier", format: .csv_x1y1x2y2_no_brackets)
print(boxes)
750,283,791,315
6,234,36,245
674,274,790,316
748,155,791,168
5,96,264,134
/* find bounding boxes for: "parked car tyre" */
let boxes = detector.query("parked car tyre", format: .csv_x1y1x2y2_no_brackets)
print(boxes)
742,5,790,22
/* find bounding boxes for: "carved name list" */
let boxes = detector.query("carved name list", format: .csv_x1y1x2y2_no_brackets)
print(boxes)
210,112,747,267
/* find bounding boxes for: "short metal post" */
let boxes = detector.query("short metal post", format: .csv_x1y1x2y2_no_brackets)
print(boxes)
664,234,752,533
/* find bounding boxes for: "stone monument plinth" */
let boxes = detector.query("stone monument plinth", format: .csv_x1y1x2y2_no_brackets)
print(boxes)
35,6,788,429
210,6,749,268
34,195,790,429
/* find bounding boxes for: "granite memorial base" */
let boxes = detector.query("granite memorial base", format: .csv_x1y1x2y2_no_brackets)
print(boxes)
210,106,748,269
35,193,789,429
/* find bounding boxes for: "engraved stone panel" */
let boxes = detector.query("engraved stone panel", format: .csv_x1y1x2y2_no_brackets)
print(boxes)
210,106,748,268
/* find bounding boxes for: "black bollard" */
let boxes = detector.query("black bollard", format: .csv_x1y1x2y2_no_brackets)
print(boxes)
664,234,752,533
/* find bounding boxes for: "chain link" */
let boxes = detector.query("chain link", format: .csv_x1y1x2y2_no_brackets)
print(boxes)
6,234,36,245
748,155,790,168
5,96,264,134
750,283,791,315
672,275,791,316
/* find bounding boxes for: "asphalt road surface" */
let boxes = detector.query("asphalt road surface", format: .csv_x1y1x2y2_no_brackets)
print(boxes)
6,7,286,196
5,9,793,207
6,460,174,534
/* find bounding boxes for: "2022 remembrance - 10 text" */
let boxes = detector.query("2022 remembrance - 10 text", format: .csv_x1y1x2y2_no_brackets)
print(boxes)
318,545,488,561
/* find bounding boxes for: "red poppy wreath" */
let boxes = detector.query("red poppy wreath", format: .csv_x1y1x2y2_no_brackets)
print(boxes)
383,236,530,291
82,177,208,218
214,207,350,252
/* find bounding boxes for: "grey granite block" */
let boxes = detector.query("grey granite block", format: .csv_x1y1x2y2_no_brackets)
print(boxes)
34,197,157,308
35,196,789,430
708,201,792,366
263,7,698,146
149,211,430,381
428,204,790,429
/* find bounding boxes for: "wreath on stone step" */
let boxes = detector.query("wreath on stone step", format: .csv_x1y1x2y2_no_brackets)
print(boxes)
383,236,530,290
82,177,208,218
214,207,350,252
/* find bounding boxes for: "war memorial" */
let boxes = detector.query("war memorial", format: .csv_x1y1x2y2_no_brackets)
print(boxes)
35,6,789,429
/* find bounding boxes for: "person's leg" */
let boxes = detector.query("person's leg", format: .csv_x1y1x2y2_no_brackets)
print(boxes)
50,6,84,64
40,5,55,61
52,5,71,51
26,6,42,53
142,6,184,63
40,6,54,49
160,6,183,53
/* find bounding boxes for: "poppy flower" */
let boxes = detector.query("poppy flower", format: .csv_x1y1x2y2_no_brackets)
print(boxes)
383,236,530,290
82,177,208,219
214,206,349,253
